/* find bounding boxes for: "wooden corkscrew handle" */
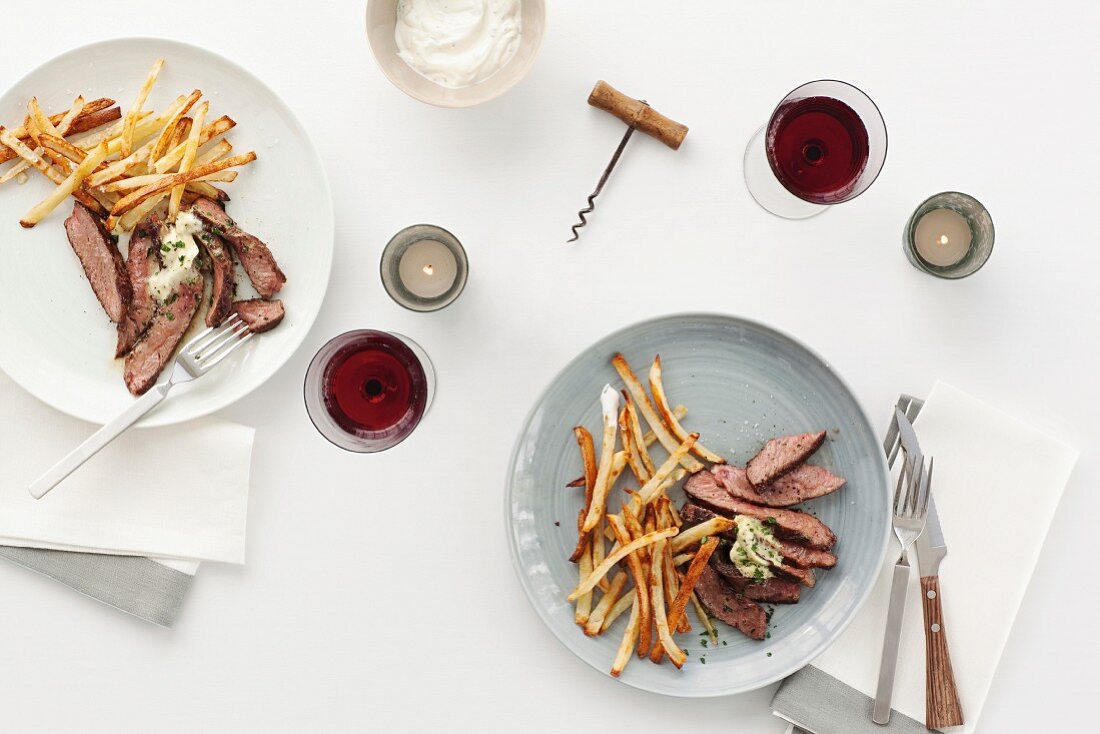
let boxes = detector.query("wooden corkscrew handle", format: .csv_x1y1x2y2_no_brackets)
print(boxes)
587,80,688,150
920,576,964,730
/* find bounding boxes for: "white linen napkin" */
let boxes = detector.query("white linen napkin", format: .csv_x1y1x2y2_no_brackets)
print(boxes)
0,371,253,564
796,382,1078,732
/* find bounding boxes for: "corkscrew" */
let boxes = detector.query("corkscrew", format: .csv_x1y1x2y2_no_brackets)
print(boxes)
567,81,688,243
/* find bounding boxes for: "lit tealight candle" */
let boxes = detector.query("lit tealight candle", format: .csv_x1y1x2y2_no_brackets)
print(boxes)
398,239,458,299
912,208,972,267
381,225,469,311
903,192,995,279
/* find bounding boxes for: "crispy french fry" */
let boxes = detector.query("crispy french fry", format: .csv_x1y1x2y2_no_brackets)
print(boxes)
651,537,718,662
581,386,619,533
607,514,652,655
642,404,687,446
39,150,108,216
649,355,725,464
20,142,109,227
647,538,686,668
574,536,593,627
672,551,695,566
670,516,736,553
619,405,649,484
106,151,256,228
613,353,703,473
169,101,207,218
585,571,627,636
0,97,112,159
625,434,698,515
568,426,597,563
154,115,235,173
0,97,85,185
601,588,636,633
39,133,88,164
148,90,201,165
121,58,165,158
669,501,683,528
622,390,656,478
610,597,640,678
591,514,609,592
194,138,232,167
99,168,236,193
568,525,676,602
115,192,166,232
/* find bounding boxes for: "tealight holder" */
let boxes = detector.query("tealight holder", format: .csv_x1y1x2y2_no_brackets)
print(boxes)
380,224,468,311
903,192,995,279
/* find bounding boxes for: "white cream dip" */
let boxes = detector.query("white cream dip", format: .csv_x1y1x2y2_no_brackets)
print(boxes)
395,0,522,89
147,210,203,302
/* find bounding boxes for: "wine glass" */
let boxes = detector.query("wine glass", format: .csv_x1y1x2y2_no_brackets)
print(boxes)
304,330,436,453
744,80,887,219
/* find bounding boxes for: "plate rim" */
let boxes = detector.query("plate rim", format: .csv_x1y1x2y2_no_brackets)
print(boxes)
0,36,334,427
503,311,891,697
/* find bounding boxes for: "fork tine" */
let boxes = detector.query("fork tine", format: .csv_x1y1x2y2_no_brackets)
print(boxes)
195,320,249,360
906,459,925,517
884,396,911,468
198,331,254,371
185,314,241,356
893,455,910,514
917,457,934,516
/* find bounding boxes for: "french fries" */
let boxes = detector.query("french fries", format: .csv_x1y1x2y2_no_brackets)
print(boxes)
649,355,726,464
565,352,733,676
613,354,704,473
20,142,109,227
0,60,254,230
121,58,164,158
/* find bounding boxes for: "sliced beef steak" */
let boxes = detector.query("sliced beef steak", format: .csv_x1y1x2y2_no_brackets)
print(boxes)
746,430,827,489
680,490,836,550
683,471,736,512
710,553,801,604
115,214,162,356
199,230,235,326
231,298,284,333
776,540,837,569
694,567,767,640
191,197,285,299
64,202,131,323
124,274,203,395
712,463,845,508
774,562,816,588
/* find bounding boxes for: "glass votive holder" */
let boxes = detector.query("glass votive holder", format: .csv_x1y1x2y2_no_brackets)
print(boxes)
303,330,436,453
903,192,995,279
380,224,469,312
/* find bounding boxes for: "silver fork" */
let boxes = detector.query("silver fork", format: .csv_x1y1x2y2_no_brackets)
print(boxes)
872,453,934,725
28,314,254,500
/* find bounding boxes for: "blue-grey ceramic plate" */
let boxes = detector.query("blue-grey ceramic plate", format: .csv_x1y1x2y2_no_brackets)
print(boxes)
505,313,890,697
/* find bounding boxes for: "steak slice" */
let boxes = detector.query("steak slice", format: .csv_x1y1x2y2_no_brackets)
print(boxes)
115,213,162,357
124,274,203,395
746,431,827,489
191,197,285,298
710,552,801,604
198,230,235,326
64,202,131,323
694,567,767,640
231,298,284,333
680,486,836,550
713,463,846,508
683,470,736,511
776,540,837,569
774,562,816,588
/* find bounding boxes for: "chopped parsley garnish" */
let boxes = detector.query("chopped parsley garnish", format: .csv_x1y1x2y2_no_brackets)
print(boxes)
165,292,178,305
699,656,707,664
721,640,727,646
179,255,185,264
765,517,777,526
160,243,170,253
166,312,175,321
172,240,185,249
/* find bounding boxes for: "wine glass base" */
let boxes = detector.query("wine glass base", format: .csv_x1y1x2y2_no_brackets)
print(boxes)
743,126,827,220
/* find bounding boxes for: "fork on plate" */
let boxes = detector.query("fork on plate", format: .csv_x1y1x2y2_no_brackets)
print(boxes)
872,453,933,725
28,314,255,500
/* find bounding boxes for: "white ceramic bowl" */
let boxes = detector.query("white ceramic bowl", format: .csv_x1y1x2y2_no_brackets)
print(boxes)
365,0,546,108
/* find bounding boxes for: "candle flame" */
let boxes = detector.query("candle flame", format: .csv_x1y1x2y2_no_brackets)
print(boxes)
422,264,434,276
938,235,950,246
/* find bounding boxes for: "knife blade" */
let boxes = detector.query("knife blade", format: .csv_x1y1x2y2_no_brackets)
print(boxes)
894,407,948,575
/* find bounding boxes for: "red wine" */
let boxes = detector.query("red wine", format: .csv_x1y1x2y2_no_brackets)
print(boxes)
321,331,428,438
766,96,870,203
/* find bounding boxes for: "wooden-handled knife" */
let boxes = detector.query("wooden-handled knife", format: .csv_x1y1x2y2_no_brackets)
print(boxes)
895,407,964,730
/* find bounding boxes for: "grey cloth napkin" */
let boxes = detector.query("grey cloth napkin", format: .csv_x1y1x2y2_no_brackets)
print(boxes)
0,546,191,627
772,666,934,734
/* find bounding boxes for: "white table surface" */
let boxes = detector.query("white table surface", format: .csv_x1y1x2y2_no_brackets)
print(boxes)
1,1,1096,731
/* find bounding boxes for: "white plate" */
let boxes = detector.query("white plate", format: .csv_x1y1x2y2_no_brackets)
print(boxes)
0,38,333,426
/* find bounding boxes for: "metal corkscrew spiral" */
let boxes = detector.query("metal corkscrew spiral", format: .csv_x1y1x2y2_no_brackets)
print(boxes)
567,122,639,242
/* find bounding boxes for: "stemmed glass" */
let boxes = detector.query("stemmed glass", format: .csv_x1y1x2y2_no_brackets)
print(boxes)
744,80,887,219
304,330,436,453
